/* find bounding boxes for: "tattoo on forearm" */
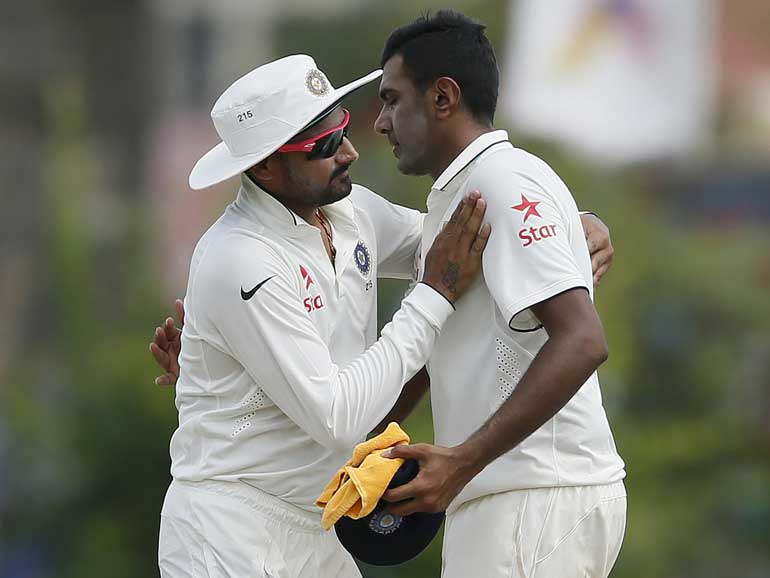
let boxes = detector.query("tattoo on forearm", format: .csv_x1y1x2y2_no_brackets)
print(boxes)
442,262,459,294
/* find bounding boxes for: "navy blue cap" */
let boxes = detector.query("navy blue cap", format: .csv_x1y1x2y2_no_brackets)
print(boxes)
333,458,445,566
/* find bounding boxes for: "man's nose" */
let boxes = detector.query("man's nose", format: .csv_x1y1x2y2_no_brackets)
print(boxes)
374,108,390,135
335,136,359,164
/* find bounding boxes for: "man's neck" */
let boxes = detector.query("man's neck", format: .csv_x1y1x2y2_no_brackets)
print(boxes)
430,122,494,181
283,201,319,226
245,173,320,225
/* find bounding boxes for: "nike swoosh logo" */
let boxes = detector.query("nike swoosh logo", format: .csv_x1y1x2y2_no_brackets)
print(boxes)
240,275,276,301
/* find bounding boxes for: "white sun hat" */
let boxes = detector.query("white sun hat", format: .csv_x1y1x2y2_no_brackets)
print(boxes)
189,54,382,190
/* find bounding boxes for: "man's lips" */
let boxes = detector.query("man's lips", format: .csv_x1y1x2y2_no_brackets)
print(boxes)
331,164,352,180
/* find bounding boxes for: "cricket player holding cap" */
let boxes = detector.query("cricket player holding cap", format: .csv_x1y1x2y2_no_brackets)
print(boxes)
157,53,491,578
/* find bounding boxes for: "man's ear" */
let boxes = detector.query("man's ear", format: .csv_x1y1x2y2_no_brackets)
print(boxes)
248,155,278,184
432,76,462,120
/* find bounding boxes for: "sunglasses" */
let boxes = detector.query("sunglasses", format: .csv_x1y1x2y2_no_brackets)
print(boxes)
277,109,351,160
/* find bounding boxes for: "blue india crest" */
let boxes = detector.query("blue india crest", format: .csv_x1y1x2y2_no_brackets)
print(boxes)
354,240,371,278
368,506,402,535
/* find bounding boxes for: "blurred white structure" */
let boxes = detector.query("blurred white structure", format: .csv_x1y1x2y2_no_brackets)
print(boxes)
151,0,366,106
502,0,718,165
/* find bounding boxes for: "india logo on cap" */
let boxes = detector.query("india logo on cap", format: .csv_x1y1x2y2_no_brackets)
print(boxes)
368,507,403,535
305,69,330,96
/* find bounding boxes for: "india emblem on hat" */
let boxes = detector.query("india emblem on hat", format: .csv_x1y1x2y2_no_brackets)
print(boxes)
368,507,402,535
306,69,330,96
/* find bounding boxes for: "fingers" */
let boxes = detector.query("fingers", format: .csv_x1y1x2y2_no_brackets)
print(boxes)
445,194,473,231
387,495,421,517
585,220,611,256
587,233,613,258
381,443,426,460
447,191,482,229
175,299,185,326
151,302,185,387
590,251,600,275
586,233,600,254
478,226,492,248
590,251,602,274
155,325,169,350
163,319,180,345
150,343,176,387
388,492,420,518
381,444,427,504
383,479,419,505
150,342,178,383
590,247,614,275
593,263,609,287
384,479,436,517
586,211,614,286
150,342,168,367
154,373,176,387
459,197,486,247
444,191,487,256
472,223,491,254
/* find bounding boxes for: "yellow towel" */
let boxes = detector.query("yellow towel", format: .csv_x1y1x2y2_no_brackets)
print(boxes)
316,422,409,530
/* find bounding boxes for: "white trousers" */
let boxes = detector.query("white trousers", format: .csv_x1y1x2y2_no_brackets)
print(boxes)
158,480,361,578
441,482,627,578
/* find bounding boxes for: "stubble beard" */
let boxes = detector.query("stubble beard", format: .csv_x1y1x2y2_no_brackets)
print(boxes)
319,175,352,207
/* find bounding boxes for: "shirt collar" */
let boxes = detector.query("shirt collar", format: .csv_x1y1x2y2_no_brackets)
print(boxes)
236,174,303,229
234,173,356,236
432,130,510,191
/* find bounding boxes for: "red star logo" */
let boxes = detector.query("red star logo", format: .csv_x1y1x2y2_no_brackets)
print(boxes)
300,265,314,290
511,194,542,222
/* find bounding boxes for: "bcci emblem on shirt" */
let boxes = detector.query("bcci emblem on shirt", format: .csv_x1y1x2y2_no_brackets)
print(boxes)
354,240,371,278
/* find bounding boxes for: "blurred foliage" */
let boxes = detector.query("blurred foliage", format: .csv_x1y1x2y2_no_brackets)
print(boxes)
1,2,769,578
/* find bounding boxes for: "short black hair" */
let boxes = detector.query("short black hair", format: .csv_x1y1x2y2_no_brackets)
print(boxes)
381,10,499,124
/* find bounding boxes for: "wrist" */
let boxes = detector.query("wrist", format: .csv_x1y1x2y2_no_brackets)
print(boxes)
451,442,485,482
418,281,456,308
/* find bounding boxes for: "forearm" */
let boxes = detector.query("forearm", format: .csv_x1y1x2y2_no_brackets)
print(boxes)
310,285,450,449
457,328,607,477
371,366,430,435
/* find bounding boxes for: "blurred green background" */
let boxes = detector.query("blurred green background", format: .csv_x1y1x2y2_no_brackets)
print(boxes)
2,1,769,577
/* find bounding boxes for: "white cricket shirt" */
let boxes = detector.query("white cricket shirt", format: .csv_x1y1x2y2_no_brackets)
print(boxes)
169,175,450,512
420,131,625,510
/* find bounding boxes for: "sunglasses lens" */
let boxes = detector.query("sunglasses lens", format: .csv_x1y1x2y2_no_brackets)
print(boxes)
307,128,344,160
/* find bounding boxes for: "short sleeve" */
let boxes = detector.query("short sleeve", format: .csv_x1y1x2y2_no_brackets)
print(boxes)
472,169,589,331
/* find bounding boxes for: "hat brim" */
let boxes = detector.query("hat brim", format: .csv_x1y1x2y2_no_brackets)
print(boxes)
189,68,383,190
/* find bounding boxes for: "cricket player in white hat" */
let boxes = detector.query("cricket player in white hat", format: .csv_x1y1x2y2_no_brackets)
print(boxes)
156,54,491,578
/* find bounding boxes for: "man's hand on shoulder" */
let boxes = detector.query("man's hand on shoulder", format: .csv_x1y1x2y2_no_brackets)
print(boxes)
580,213,614,287
149,299,185,387
422,191,491,304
